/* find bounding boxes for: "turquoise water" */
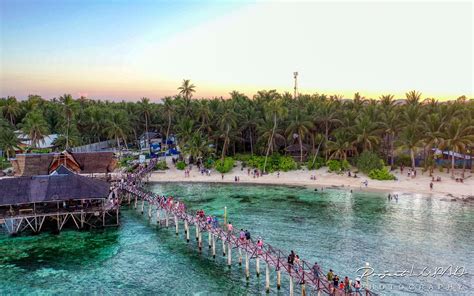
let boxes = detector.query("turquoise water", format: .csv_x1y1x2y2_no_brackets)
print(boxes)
1,183,473,295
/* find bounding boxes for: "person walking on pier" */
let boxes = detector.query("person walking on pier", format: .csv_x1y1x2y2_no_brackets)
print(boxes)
344,276,352,294
227,221,233,233
312,262,321,279
244,229,251,241
212,216,219,228
294,254,300,272
256,237,263,255
239,229,245,242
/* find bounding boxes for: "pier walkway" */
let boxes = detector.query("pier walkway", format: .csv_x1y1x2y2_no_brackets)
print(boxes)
114,160,377,296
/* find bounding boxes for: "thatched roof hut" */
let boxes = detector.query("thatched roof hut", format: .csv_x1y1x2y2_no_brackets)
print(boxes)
10,151,117,176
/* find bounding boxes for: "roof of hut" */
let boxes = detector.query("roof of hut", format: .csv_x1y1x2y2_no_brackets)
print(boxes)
285,144,312,153
0,174,110,206
10,151,117,176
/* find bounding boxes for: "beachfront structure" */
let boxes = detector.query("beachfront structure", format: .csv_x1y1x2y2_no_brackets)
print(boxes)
139,131,162,151
10,151,117,177
0,174,118,235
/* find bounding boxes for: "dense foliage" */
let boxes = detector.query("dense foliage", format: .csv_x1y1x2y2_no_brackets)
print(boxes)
245,154,297,172
1,83,473,176
356,151,384,174
176,161,186,170
215,157,235,173
326,159,350,173
368,168,396,180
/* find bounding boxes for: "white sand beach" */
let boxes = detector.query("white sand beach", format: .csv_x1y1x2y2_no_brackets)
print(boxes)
149,160,473,199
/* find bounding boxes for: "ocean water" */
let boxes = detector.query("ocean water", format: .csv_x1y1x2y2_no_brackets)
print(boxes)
1,183,472,295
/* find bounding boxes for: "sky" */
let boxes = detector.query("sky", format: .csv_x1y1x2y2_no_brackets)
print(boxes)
0,0,472,101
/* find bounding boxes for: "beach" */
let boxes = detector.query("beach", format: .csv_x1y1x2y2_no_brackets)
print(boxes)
149,160,474,199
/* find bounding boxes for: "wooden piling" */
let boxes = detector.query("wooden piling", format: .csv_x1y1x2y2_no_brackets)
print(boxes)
245,252,250,280
238,248,242,266
256,257,260,277
208,232,212,249
289,276,294,296
141,199,145,214
277,270,281,290
265,264,270,293
227,243,232,267
186,221,190,242
165,212,169,228
195,223,199,241
148,204,152,219
222,236,226,256
134,196,137,209
212,235,216,258
198,231,202,252
156,207,160,225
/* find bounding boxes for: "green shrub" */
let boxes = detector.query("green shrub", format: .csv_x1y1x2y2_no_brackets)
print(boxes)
204,157,215,169
341,159,350,170
306,156,325,170
234,153,252,162
154,160,168,170
215,157,235,173
118,156,135,168
327,160,341,172
176,161,186,170
278,156,297,172
356,151,383,174
368,168,396,180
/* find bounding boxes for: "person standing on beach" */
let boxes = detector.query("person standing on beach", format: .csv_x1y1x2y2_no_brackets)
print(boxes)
430,182,433,190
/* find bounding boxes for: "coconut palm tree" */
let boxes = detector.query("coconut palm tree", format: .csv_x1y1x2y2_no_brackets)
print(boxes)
184,131,214,161
439,118,474,177
379,110,400,166
315,101,341,160
1,96,21,125
326,130,354,160
218,103,237,160
352,115,380,152
397,125,423,169
285,110,314,162
262,98,287,172
162,96,175,152
139,97,152,150
20,111,49,149
105,111,130,150
178,79,196,100
0,119,20,158
59,94,77,149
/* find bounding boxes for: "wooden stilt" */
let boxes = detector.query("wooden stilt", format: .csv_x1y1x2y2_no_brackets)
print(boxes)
256,257,260,277
174,215,178,235
148,204,152,219
277,270,281,290
227,243,232,267
195,223,199,240
238,248,242,266
245,252,250,280
289,276,294,296
141,199,145,214
198,231,202,252
134,196,137,209
212,235,216,258
186,221,190,242
165,212,169,227
265,264,270,293
208,231,212,248
156,207,160,225
222,236,226,256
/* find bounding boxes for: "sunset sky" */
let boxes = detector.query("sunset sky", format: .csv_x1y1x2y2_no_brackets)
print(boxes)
0,0,472,101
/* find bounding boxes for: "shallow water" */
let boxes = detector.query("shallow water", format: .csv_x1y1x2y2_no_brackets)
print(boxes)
1,183,472,295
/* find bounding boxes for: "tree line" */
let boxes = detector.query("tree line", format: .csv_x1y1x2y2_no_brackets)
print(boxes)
1,80,473,175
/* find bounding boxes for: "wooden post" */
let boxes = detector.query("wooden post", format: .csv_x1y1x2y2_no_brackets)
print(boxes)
148,204,152,219
212,234,216,258
208,232,212,249
265,264,270,293
222,236,226,256
277,270,281,290
165,212,169,227
238,248,242,266
186,221,190,242
245,252,250,280
141,199,145,214
256,257,260,277
134,196,137,209
156,207,160,225
289,276,294,296
227,243,232,267
198,231,202,252
195,223,199,241
174,215,178,235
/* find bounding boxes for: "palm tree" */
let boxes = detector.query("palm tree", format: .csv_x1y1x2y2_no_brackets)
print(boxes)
285,110,313,162
326,130,354,160
439,118,474,177
1,96,21,125
178,79,196,100
20,111,49,149
184,131,214,161
262,98,287,172
379,110,400,166
316,101,341,160
105,111,130,150
218,103,237,160
139,97,152,150
162,97,175,153
352,115,380,152
397,125,423,169
59,94,76,149
0,119,20,158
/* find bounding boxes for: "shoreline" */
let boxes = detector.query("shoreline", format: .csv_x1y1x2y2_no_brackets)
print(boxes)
148,162,473,200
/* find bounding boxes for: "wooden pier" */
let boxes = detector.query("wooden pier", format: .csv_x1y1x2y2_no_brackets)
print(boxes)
116,160,377,296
